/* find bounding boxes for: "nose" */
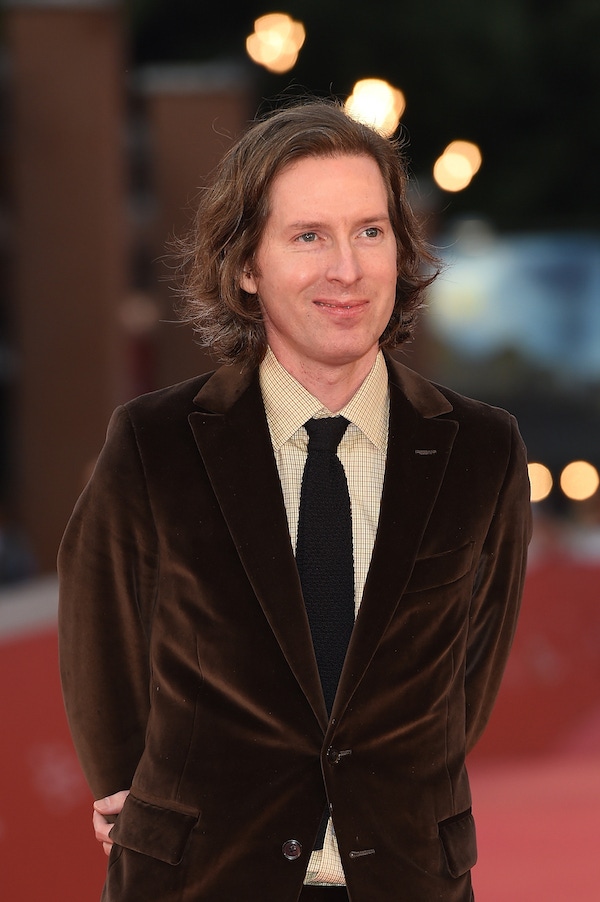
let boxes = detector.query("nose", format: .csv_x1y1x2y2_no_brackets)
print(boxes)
326,240,362,285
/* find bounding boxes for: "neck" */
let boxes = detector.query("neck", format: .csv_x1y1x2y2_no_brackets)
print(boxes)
275,352,378,412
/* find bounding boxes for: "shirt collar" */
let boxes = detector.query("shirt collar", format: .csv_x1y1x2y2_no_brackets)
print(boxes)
259,347,389,453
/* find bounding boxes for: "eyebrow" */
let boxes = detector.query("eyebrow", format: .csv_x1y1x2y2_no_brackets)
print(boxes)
286,214,391,231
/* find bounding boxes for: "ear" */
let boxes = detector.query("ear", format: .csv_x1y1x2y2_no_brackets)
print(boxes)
240,267,258,295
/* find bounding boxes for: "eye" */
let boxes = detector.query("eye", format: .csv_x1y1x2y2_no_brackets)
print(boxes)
363,226,382,238
296,231,318,243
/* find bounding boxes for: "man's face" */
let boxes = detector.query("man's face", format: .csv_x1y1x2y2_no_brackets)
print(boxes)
240,154,398,380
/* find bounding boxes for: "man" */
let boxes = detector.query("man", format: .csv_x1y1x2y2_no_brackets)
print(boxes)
58,100,532,902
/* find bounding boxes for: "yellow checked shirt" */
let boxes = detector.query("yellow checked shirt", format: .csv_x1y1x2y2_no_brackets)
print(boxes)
259,347,390,886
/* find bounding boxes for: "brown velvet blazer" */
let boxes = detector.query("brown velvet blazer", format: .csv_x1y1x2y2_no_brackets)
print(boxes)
58,355,531,902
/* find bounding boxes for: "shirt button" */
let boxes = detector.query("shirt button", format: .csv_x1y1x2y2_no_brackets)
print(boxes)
282,839,303,860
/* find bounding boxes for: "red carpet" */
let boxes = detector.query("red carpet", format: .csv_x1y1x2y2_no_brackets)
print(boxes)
1,551,599,900
470,754,600,900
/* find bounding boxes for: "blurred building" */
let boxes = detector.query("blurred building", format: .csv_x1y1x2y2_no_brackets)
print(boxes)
1,0,253,571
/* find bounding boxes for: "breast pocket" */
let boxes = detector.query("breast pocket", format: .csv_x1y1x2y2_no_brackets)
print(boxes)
405,541,475,594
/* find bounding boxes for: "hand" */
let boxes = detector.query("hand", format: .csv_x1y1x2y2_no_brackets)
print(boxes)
93,790,130,856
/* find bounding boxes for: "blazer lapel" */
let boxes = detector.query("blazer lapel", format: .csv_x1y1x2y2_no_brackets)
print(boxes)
188,358,459,731
332,358,459,721
188,365,328,731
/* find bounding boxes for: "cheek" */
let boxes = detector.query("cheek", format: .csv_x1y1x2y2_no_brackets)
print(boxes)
267,263,316,302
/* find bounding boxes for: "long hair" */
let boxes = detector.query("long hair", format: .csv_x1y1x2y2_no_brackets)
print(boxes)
176,98,440,367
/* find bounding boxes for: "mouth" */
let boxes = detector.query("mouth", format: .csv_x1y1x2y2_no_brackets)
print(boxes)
314,300,367,310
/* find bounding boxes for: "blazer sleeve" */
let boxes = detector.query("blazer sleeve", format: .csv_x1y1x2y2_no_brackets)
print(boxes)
58,406,158,799
465,414,532,753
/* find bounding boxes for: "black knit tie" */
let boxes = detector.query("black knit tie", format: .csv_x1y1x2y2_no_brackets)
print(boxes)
296,417,355,716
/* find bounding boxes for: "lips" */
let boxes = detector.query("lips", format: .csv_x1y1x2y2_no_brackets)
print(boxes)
314,300,367,310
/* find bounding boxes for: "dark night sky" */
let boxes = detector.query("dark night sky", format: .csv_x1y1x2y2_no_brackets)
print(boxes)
124,0,600,232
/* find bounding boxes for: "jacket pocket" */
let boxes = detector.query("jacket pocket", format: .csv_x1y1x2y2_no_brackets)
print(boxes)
438,808,477,878
109,792,201,866
406,541,475,594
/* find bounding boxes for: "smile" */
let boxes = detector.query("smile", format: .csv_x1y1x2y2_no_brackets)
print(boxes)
314,300,367,310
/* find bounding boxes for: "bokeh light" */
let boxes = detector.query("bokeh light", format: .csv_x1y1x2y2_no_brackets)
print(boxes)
433,140,482,192
528,462,553,503
446,140,482,174
246,13,306,74
344,79,406,136
560,460,600,501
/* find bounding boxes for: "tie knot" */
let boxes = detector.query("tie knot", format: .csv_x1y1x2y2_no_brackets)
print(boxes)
305,417,350,453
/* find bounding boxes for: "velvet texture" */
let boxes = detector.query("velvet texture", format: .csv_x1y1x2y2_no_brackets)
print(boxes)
58,356,531,902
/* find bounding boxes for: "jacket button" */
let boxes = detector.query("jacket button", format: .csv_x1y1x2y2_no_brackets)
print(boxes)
282,839,303,860
327,746,342,765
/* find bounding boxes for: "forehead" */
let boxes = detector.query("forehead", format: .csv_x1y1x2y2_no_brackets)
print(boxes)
266,153,389,216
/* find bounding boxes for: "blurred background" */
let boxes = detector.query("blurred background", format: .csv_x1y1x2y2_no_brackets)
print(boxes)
0,1,598,899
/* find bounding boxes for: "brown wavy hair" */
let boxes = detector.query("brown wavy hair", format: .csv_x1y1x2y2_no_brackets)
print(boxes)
176,98,440,367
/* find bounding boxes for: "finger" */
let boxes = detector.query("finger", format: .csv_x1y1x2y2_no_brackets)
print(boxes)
93,807,114,844
93,789,130,816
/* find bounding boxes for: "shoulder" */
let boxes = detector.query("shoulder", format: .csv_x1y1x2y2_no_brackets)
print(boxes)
91,374,218,470
434,381,515,428
387,354,515,431
386,356,524,469
122,372,215,426
435,388,526,479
